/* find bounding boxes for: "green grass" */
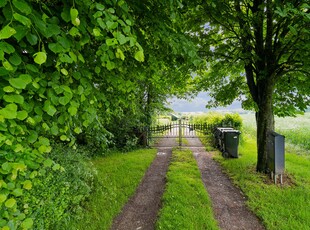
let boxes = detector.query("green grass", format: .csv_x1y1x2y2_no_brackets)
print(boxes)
67,149,157,230
156,148,219,230
213,136,310,230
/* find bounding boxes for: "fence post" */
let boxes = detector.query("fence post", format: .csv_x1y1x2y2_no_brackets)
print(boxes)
179,119,182,146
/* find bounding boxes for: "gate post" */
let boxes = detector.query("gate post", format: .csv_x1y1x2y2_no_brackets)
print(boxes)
179,119,182,146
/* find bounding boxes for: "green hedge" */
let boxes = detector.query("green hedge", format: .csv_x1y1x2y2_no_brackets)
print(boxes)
192,112,242,130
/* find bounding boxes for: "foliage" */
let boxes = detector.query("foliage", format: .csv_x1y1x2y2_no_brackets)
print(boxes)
67,148,156,230
20,144,95,229
212,132,310,230
156,148,218,230
192,112,242,130
187,0,310,172
0,0,198,226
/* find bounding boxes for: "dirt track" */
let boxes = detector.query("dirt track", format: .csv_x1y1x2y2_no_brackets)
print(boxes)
111,137,265,230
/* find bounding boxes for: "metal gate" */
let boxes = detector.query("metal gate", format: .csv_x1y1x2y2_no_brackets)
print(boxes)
147,120,215,146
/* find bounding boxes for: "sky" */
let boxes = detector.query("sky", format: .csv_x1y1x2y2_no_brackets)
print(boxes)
167,92,243,112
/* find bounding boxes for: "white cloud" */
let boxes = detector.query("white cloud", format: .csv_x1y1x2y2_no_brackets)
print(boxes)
167,92,242,112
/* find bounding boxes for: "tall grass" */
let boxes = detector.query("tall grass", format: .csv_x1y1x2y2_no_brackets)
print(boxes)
240,112,310,153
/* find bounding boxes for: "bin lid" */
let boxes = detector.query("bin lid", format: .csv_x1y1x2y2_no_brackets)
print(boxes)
222,129,241,134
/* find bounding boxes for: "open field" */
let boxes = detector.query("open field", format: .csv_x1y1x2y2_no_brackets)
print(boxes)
240,112,310,153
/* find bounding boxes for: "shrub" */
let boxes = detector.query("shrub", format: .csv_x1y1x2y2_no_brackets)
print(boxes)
192,112,242,129
20,144,96,229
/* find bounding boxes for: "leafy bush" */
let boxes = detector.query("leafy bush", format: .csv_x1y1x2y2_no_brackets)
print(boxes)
20,144,96,229
192,112,242,129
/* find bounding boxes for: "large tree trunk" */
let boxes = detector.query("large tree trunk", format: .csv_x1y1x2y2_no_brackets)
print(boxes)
255,80,275,172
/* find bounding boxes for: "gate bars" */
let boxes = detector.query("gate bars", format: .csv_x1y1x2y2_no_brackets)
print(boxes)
145,119,218,146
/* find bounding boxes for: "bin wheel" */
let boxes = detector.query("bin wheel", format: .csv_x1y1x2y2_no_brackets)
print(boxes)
222,151,229,158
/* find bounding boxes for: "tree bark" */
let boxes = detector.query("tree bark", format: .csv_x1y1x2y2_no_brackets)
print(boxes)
255,79,275,172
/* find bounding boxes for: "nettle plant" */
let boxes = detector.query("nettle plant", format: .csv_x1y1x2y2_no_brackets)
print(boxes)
0,0,144,228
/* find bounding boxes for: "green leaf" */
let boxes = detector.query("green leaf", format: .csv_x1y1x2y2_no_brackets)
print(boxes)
0,0,7,7
0,25,16,40
61,7,71,22
13,13,31,27
17,110,29,121
0,42,15,54
106,21,118,30
23,180,32,190
9,74,32,89
70,8,80,26
3,60,14,71
26,33,38,45
95,66,101,74
61,68,68,75
33,52,47,65
48,43,63,53
70,8,78,20
59,95,71,105
134,50,145,62
43,101,57,116
68,106,77,116
3,86,14,92
28,130,38,143
9,53,22,66
12,188,23,197
116,48,125,61
93,28,102,37
60,135,67,141
46,24,61,37
0,103,18,119
74,127,82,134
52,164,60,171
69,27,80,37
16,110,28,120
51,124,59,135
26,64,39,73
117,33,127,45
5,198,16,208
60,54,73,63
3,94,24,104
43,158,53,167
12,0,32,15
21,218,33,229
13,25,28,41
106,60,115,70
78,53,85,63
96,3,105,11
106,38,117,46
39,136,50,146
0,194,7,204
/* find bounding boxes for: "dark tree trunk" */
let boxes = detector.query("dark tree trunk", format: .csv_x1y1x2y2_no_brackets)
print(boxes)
255,79,275,172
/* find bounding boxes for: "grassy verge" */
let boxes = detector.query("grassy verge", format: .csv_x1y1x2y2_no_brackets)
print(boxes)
212,136,310,230
156,148,219,230
67,148,157,230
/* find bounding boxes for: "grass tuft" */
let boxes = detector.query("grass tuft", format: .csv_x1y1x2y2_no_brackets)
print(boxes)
156,148,219,230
